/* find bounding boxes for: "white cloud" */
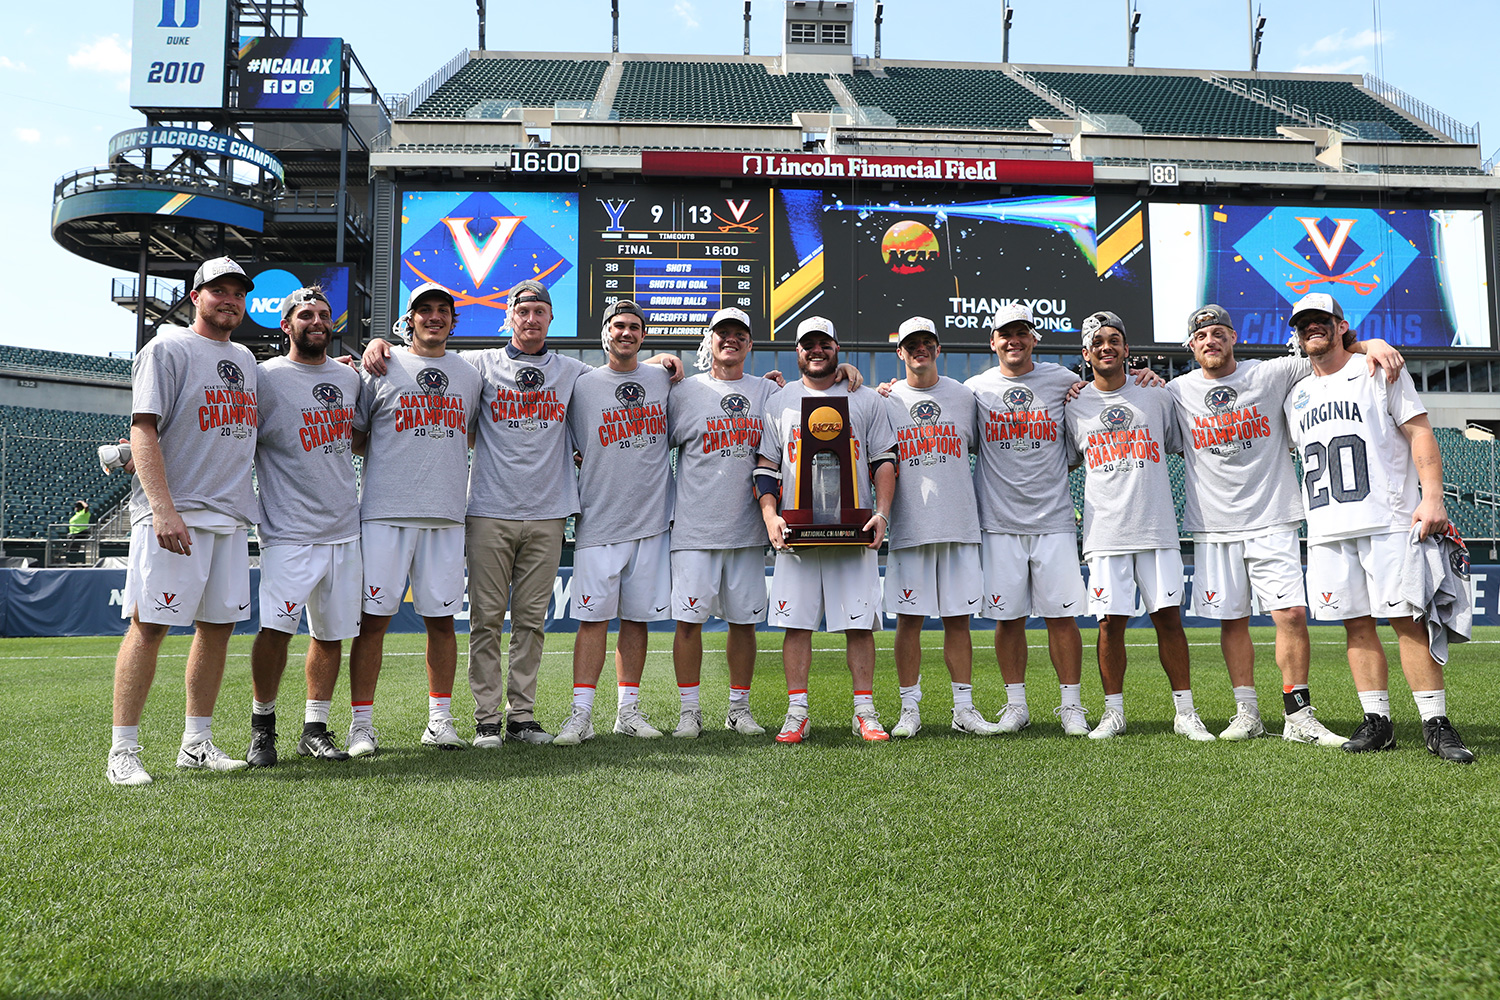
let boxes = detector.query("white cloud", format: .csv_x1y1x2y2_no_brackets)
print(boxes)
14,128,41,143
1301,29,1387,56
68,35,131,75
673,1,700,30
0,56,27,71
1292,56,1368,75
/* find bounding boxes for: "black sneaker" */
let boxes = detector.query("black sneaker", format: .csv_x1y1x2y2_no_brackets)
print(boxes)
1341,713,1395,753
473,723,506,749
296,726,351,761
247,720,277,767
1422,716,1475,764
506,718,555,745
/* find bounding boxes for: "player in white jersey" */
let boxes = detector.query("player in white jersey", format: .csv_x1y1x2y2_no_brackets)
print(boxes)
1283,293,1474,763
245,287,363,766
554,301,676,744
106,257,260,786
1065,311,1213,742
1170,303,1403,745
757,317,899,743
347,283,482,756
882,317,1002,738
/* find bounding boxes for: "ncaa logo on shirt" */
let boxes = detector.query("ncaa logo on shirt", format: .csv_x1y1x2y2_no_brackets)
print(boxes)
217,360,246,390
1100,406,1133,431
615,382,646,407
1205,386,1238,414
1002,386,1034,412
516,367,545,392
1293,388,1311,411
720,393,751,417
416,368,449,396
312,383,343,409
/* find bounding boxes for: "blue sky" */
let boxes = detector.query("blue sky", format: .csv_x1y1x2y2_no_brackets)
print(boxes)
1,0,1493,356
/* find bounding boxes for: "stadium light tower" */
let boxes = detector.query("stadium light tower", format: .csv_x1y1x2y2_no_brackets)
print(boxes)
874,2,884,59
1002,4,1014,63
1250,4,1267,72
1126,1,1141,67
612,0,620,54
744,1,752,56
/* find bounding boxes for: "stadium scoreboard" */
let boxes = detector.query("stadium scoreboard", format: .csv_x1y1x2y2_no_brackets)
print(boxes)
582,185,770,337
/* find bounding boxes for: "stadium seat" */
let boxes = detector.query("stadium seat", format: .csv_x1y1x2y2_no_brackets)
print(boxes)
1033,71,1297,137
0,405,131,539
408,58,610,118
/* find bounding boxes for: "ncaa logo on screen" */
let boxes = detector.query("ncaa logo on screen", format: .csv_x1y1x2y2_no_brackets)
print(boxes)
245,269,303,329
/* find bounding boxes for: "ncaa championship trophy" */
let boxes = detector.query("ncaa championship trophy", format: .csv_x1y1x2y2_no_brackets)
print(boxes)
781,396,874,546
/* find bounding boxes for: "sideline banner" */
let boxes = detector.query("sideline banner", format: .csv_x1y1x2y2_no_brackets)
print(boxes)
5,565,1500,638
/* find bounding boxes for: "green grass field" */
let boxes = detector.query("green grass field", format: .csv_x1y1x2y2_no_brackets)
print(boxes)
3,626,1497,999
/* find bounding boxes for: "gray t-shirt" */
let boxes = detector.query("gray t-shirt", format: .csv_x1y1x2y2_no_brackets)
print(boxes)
353,348,481,525
885,377,981,550
465,347,592,521
1168,357,1310,537
759,381,899,518
1065,381,1182,556
965,362,1079,536
254,356,362,546
668,372,777,551
129,326,258,527
567,363,674,548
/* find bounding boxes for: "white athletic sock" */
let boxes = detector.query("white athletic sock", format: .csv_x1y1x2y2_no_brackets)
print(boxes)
252,698,276,717
1412,689,1447,721
852,689,874,709
427,692,452,724
1357,689,1391,717
951,682,973,710
1231,686,1258,712
787,689,809,712
111,725,139,752
1059,683,1083,709
729,684,751,705
1005,682,1027,708
305,700,331,726
351,701,373,728
182,715,212,747
573,685,597,712
1171,689,1196,716
679,683,701,710
1104,693,1125,713
617,683,640,710
899,683,922,710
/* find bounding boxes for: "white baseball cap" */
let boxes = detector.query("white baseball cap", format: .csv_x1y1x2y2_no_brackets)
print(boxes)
1289,293,1344,326
192,256,254,292
796,315,838,345
895,316,939,349
991,303,1037,336
709,307,752,334
406,282,455,312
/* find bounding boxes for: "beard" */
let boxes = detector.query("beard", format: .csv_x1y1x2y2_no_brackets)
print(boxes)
290,327,329,359
797,353,836,378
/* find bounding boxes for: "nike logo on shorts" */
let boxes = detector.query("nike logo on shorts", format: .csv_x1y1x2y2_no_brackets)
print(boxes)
1062,602,1075,609
444,599,457,607
655,606,668,613
1166,590,1178,598
967,598,979,605
238,603,250,610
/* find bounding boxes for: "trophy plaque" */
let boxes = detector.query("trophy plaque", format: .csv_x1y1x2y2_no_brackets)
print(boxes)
781,396,874,546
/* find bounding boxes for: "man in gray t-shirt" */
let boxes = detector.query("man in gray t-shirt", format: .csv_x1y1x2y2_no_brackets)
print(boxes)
107,257,260,787
244,286,364,767
1064,310,1210,743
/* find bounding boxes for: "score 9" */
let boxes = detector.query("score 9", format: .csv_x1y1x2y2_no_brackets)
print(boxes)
651,205,663,223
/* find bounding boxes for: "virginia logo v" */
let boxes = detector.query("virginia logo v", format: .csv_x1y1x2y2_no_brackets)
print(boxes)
1294,216,1356,270
442,216,525,285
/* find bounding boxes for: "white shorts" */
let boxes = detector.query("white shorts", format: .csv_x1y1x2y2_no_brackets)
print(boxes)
259,540,363,641
123,522,251,625
981,531,1086,620
1086,548,1184,617
883,542,982,618
1306,531,1420,621
360,521,465,618
768,546,881,632
670,546,768,625
571,532,672,622
1190,529,1306,619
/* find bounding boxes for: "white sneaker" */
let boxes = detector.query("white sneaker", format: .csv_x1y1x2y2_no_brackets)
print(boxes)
952,705,1004,735
347,721,379,757
1088,707,1127,739
995,703,1031,733
776,709,809,744
891,705,922,738
851,706,890,741
724,704,766,735
1174,710,1217,742
673,709,703,739
106,745,152,786
1219,704,1265,741
1055,704,1092,737
421,718,469,749
472,723,505,749
552,705,595,746
176,738,249,772
613,705,664,739
1282,706,1346,747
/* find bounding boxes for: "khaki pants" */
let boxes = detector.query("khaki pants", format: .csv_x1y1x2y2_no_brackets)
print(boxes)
465,516,566,725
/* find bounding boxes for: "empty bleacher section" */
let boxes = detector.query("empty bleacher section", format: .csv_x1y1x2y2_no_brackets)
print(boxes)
0,345,130,382
0,405,130,539
840,67,1057,130
1032,71,1298,137
408,58,609,117
1223,77,1437,142
613,62,833,123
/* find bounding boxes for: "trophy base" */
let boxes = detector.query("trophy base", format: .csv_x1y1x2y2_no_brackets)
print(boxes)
782,509,875,547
